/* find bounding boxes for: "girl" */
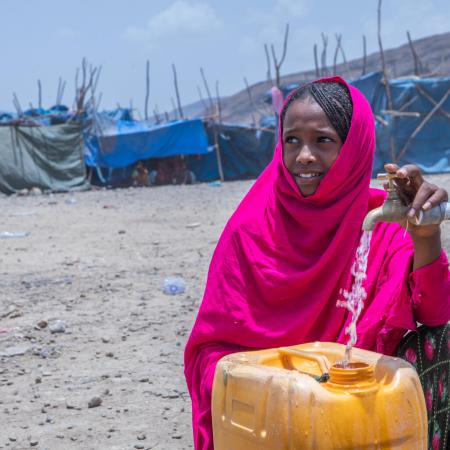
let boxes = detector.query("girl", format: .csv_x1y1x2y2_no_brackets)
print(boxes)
185,77,450,450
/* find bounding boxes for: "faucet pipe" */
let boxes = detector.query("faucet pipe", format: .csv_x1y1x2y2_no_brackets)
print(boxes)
362,173,450,231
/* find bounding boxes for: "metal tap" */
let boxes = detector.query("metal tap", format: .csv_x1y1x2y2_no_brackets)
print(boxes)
362,173,450,231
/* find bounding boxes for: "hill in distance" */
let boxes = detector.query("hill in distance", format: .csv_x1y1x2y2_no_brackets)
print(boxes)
177,31,450,126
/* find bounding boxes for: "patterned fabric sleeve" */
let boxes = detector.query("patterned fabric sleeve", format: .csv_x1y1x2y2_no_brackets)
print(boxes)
409,251,450,326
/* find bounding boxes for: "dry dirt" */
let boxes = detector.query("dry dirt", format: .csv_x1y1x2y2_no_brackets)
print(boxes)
1,175,450,450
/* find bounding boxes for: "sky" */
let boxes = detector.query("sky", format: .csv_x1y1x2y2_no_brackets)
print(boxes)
1,0,449,115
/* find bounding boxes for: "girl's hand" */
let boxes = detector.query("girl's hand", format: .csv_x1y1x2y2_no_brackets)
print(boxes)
384,163,448,238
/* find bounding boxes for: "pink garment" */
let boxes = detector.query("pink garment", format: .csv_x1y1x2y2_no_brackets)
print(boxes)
270,86,284,114
184,77,450,450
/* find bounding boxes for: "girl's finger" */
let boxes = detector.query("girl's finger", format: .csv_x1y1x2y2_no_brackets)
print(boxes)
396,164,424,188
421,188,449,211
408,183,440,217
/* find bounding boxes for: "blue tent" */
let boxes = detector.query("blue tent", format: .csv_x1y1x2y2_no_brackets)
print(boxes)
85,118,210,168
187,123,275,182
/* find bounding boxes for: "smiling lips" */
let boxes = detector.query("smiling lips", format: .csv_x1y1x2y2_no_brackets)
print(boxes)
293,172,323,180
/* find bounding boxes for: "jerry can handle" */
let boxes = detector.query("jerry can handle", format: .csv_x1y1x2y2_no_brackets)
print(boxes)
278,348,331,375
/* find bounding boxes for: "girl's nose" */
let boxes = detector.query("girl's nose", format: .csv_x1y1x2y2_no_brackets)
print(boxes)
296,145,315,164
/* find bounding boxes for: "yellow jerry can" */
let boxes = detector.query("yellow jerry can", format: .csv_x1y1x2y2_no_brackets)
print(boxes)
212,342,427,449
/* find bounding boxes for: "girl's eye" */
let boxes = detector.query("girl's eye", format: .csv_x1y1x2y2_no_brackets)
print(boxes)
285,136,299,144
318,136,333,143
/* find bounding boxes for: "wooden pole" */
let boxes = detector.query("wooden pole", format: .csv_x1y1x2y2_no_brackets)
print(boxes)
320,33,328,76
271,23,289,88
406,31,421,76
212,105,224,182
264,44,273,86
200,67,215,113
172,63,184,119
215,81,222,123
313,44,320,78
197,85,208,112
362,35,367,75
37,79,42,109
144,60,150,120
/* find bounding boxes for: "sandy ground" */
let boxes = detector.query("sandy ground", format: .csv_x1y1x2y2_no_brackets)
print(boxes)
1,175,450,450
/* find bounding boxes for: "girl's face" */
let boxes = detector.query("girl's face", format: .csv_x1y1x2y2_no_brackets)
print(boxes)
282,97,343,196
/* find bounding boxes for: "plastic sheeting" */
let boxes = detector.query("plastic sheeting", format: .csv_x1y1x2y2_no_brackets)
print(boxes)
372,76,450,174
0,123,88,194
187,124,275,182
267,72,450,175
85,118,210,168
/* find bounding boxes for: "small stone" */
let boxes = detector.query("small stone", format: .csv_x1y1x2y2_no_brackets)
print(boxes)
134,445,144,449
35,377,42,384
137,434,146,440
49,320,66,334
101,337,110,343
8,437,16,442
118,230,126,234
0,345,29,357
139,377,149,383
105,352,114,358
30,441,39,447
30,187,42,196
88,396,102,408
36,320,48,329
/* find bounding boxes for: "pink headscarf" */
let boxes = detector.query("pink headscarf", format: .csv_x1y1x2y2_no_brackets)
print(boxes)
184,77,413,449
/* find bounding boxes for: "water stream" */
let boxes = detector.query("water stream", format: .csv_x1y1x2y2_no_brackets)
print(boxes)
336,230,372,367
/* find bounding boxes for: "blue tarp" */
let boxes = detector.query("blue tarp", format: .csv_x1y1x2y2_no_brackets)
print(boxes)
187,124,275,182
85,118,210,168
264,72,450,175
365,75,450,174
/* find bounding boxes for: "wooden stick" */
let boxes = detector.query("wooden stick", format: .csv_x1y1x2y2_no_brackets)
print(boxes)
398,94,418,112
244,77,256,127
313,44,320,78
212,107,224,182
415,85,450,120
271,23,289,87
375,114,389,126
362,35,367,75
144,60,150,121
200,67,215,113
215,81,222,123
172,63,184,119
197,85,208,112
37,79,42,109
12,92,23,115
397,86,450,161
153,105,161,124
171,97,178,119
56,77,62,105
406,31,421,76
381,110,420,117
264,44,273,86
320,33,328,76
333,34,342,75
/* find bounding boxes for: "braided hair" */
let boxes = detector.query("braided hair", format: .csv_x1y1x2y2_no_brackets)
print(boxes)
281,81,353,143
